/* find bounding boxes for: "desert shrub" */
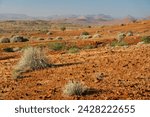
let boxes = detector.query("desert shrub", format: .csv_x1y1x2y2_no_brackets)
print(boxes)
49,42,66,51
120,24,125,26
101,25,105,28
37,38,45,41
81,31,89,36
13,46,50,79
3,47,21,53
3,47,14,52
40,29,49,34
63,80,87,96
87,26,91,28
10,36,29,43
141,36,150,44
83,45,94,49
0,38,10,43
60,26,66,31
111,40,128,47
68,46,80,53
126,31,133,36
117,32,126,42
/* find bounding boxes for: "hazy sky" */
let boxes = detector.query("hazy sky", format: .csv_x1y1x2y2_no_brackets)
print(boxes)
0,0,150,17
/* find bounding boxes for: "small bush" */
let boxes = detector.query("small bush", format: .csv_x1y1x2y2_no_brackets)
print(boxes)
83,45,94,49
0,38,10,43
141,36,150,44
63,80,87,96
81,31,89,36
3,47,14,52
87,26,91,28
49,42,66,51
68,46,80,53
13,46,50,79
3,47,21,52
60,26,66,31
111,40,128,47
37,38,45,41
126,31,133,36
117,32,126,42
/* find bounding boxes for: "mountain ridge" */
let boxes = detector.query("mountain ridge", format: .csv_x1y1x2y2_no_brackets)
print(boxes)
0,13,148,25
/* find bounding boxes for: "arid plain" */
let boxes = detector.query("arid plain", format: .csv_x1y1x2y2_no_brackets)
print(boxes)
0,20,150,100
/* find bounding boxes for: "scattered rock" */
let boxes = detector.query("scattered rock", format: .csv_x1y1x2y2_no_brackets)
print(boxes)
10,36,29,43
137,41,144,45
47,37,54,40
92,34,101,39
95,73,106,82
13,47,21,52
47,32,53,35
126,31,133,36
37,38,45,40
55,36,63,40
80,35,92,39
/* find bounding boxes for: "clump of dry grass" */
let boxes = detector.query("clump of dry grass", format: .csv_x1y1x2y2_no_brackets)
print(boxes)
12,46,50,79
63,80,87,96
117,32,126,42
0,38,10,43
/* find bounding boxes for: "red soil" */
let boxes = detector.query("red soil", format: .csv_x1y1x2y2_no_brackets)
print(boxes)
0,20,150,100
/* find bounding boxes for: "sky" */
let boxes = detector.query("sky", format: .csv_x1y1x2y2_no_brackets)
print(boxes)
0,0,150,17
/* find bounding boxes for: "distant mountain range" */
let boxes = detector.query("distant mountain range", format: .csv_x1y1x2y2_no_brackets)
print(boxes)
0,13,149,25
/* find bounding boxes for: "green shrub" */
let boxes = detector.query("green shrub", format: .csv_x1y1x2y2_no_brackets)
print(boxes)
141,36,150,44
3,48,14,52
68,46,80,53
81,31,89,36
49,42,66,51
83,45,94,49
63,80,87,96
111,40,128,47
60,26,66,31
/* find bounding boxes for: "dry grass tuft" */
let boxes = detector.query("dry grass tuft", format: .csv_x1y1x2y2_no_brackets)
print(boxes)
63,80,87,96
12,46,50,79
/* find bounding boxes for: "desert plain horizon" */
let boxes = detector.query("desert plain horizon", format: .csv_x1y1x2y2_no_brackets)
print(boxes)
0,0,150,100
